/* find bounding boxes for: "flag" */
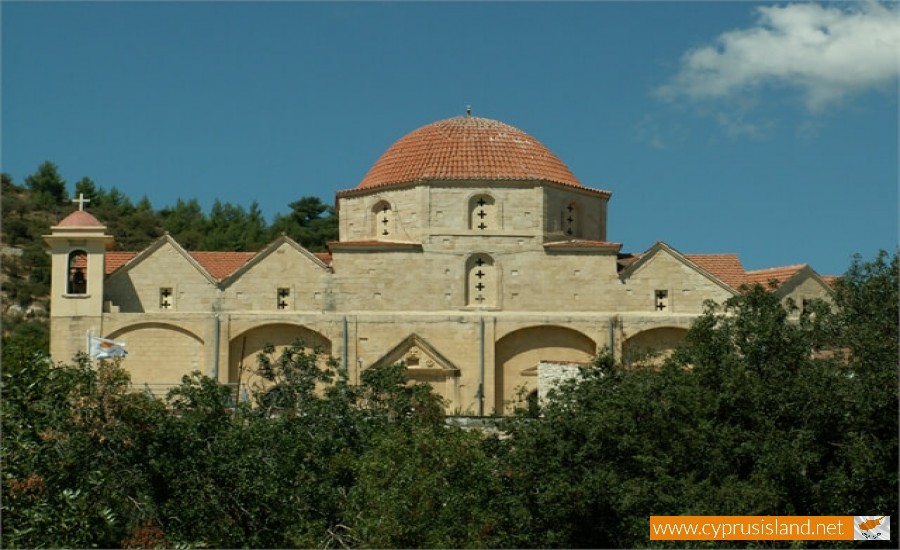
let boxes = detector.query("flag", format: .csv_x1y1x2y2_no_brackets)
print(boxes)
89,336,128,360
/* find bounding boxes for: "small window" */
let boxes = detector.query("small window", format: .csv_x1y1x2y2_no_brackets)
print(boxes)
372,200,394,239
277,287,291,310
802,298,814,315
160,288,174,310
655,290,669,311
563,202,580,237
469,194,497,231
467,254,496,307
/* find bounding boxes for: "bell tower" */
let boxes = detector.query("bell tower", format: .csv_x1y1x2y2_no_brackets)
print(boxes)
43,195,114,361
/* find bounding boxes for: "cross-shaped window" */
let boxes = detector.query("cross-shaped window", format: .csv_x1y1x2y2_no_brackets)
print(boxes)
160,288,174,309
277,288,290,310
655,290,668,311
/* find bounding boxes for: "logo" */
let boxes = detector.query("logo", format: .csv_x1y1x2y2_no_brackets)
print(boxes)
854,516,890,541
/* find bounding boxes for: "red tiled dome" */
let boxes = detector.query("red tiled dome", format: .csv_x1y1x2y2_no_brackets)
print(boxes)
56,210,104,227
357,116,583,190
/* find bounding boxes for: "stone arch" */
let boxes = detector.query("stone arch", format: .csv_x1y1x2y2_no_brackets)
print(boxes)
228,323,333,391
372,200,395,239
468,193,497,231
107,322,205,390
622,326,689,366
495,325,596,413
67,249,88,294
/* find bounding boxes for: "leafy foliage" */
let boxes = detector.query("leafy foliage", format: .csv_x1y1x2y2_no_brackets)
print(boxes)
270,196,339,252
2,230,895,547
498,253,898,548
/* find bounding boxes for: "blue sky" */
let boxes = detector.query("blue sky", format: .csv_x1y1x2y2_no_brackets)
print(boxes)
2,1,897,276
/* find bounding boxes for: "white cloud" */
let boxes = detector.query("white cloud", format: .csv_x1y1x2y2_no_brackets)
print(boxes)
658,1,900,112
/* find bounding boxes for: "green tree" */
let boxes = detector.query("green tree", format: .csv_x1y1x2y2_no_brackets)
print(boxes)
1,355,170,549
270,196,338,251
114,195,163,250
200,200,268,251
349,422,511,549
499,253,898,548
814,251,899,516
73,176,99,204
159,198,207,250
25,161,68,209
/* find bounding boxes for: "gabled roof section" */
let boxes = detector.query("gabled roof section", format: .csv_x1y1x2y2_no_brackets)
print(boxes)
220,235,331,287
617,252,642,272
105,236,331,286
745,264,806,287
369,333,460,375
105,252,137,275
313,251,332,266
105,234,219,286
684,254,747,289
745,264,834,296
190,252,256,280
618,241,740,295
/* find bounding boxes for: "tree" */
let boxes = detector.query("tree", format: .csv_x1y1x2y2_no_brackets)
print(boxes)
498,252,899,548
815,251,899,516
159,198,207,250
25,161,67,209
73,177,99,204
200,200,268,251
114,195,163,251
349,422,511,549
270,196,338,251
1,355,170,549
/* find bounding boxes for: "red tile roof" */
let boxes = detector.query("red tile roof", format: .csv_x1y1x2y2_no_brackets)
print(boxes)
105,252,137,274
356,116,584,190
103,251,254,279
189,252,256,280
685,254,747,288
313,252,332,265
56,210,104,227
617,253,642,271
821,275,840,287
744,264,806,287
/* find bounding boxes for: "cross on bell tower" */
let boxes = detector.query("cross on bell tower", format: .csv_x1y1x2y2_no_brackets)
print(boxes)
72,193,91,211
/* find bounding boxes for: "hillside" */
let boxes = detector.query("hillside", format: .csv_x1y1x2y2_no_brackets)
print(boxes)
1,162,339,346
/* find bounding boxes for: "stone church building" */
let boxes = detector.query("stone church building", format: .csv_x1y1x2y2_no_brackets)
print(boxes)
45,114,834,414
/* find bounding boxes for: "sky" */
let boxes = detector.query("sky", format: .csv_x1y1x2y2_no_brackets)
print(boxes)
2,0,897,276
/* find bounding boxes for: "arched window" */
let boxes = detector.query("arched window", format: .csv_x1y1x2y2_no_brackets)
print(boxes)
67,250,88,294
372,200,395,239
562,202,580,237
466,254,496,307
469,194,497,231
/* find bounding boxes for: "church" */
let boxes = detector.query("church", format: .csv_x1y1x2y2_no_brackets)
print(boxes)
44,114,835,414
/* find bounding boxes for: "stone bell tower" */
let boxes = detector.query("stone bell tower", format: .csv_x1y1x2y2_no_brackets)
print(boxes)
43,195,114,362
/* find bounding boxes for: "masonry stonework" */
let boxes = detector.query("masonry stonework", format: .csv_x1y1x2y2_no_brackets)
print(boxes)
46,115,834,414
